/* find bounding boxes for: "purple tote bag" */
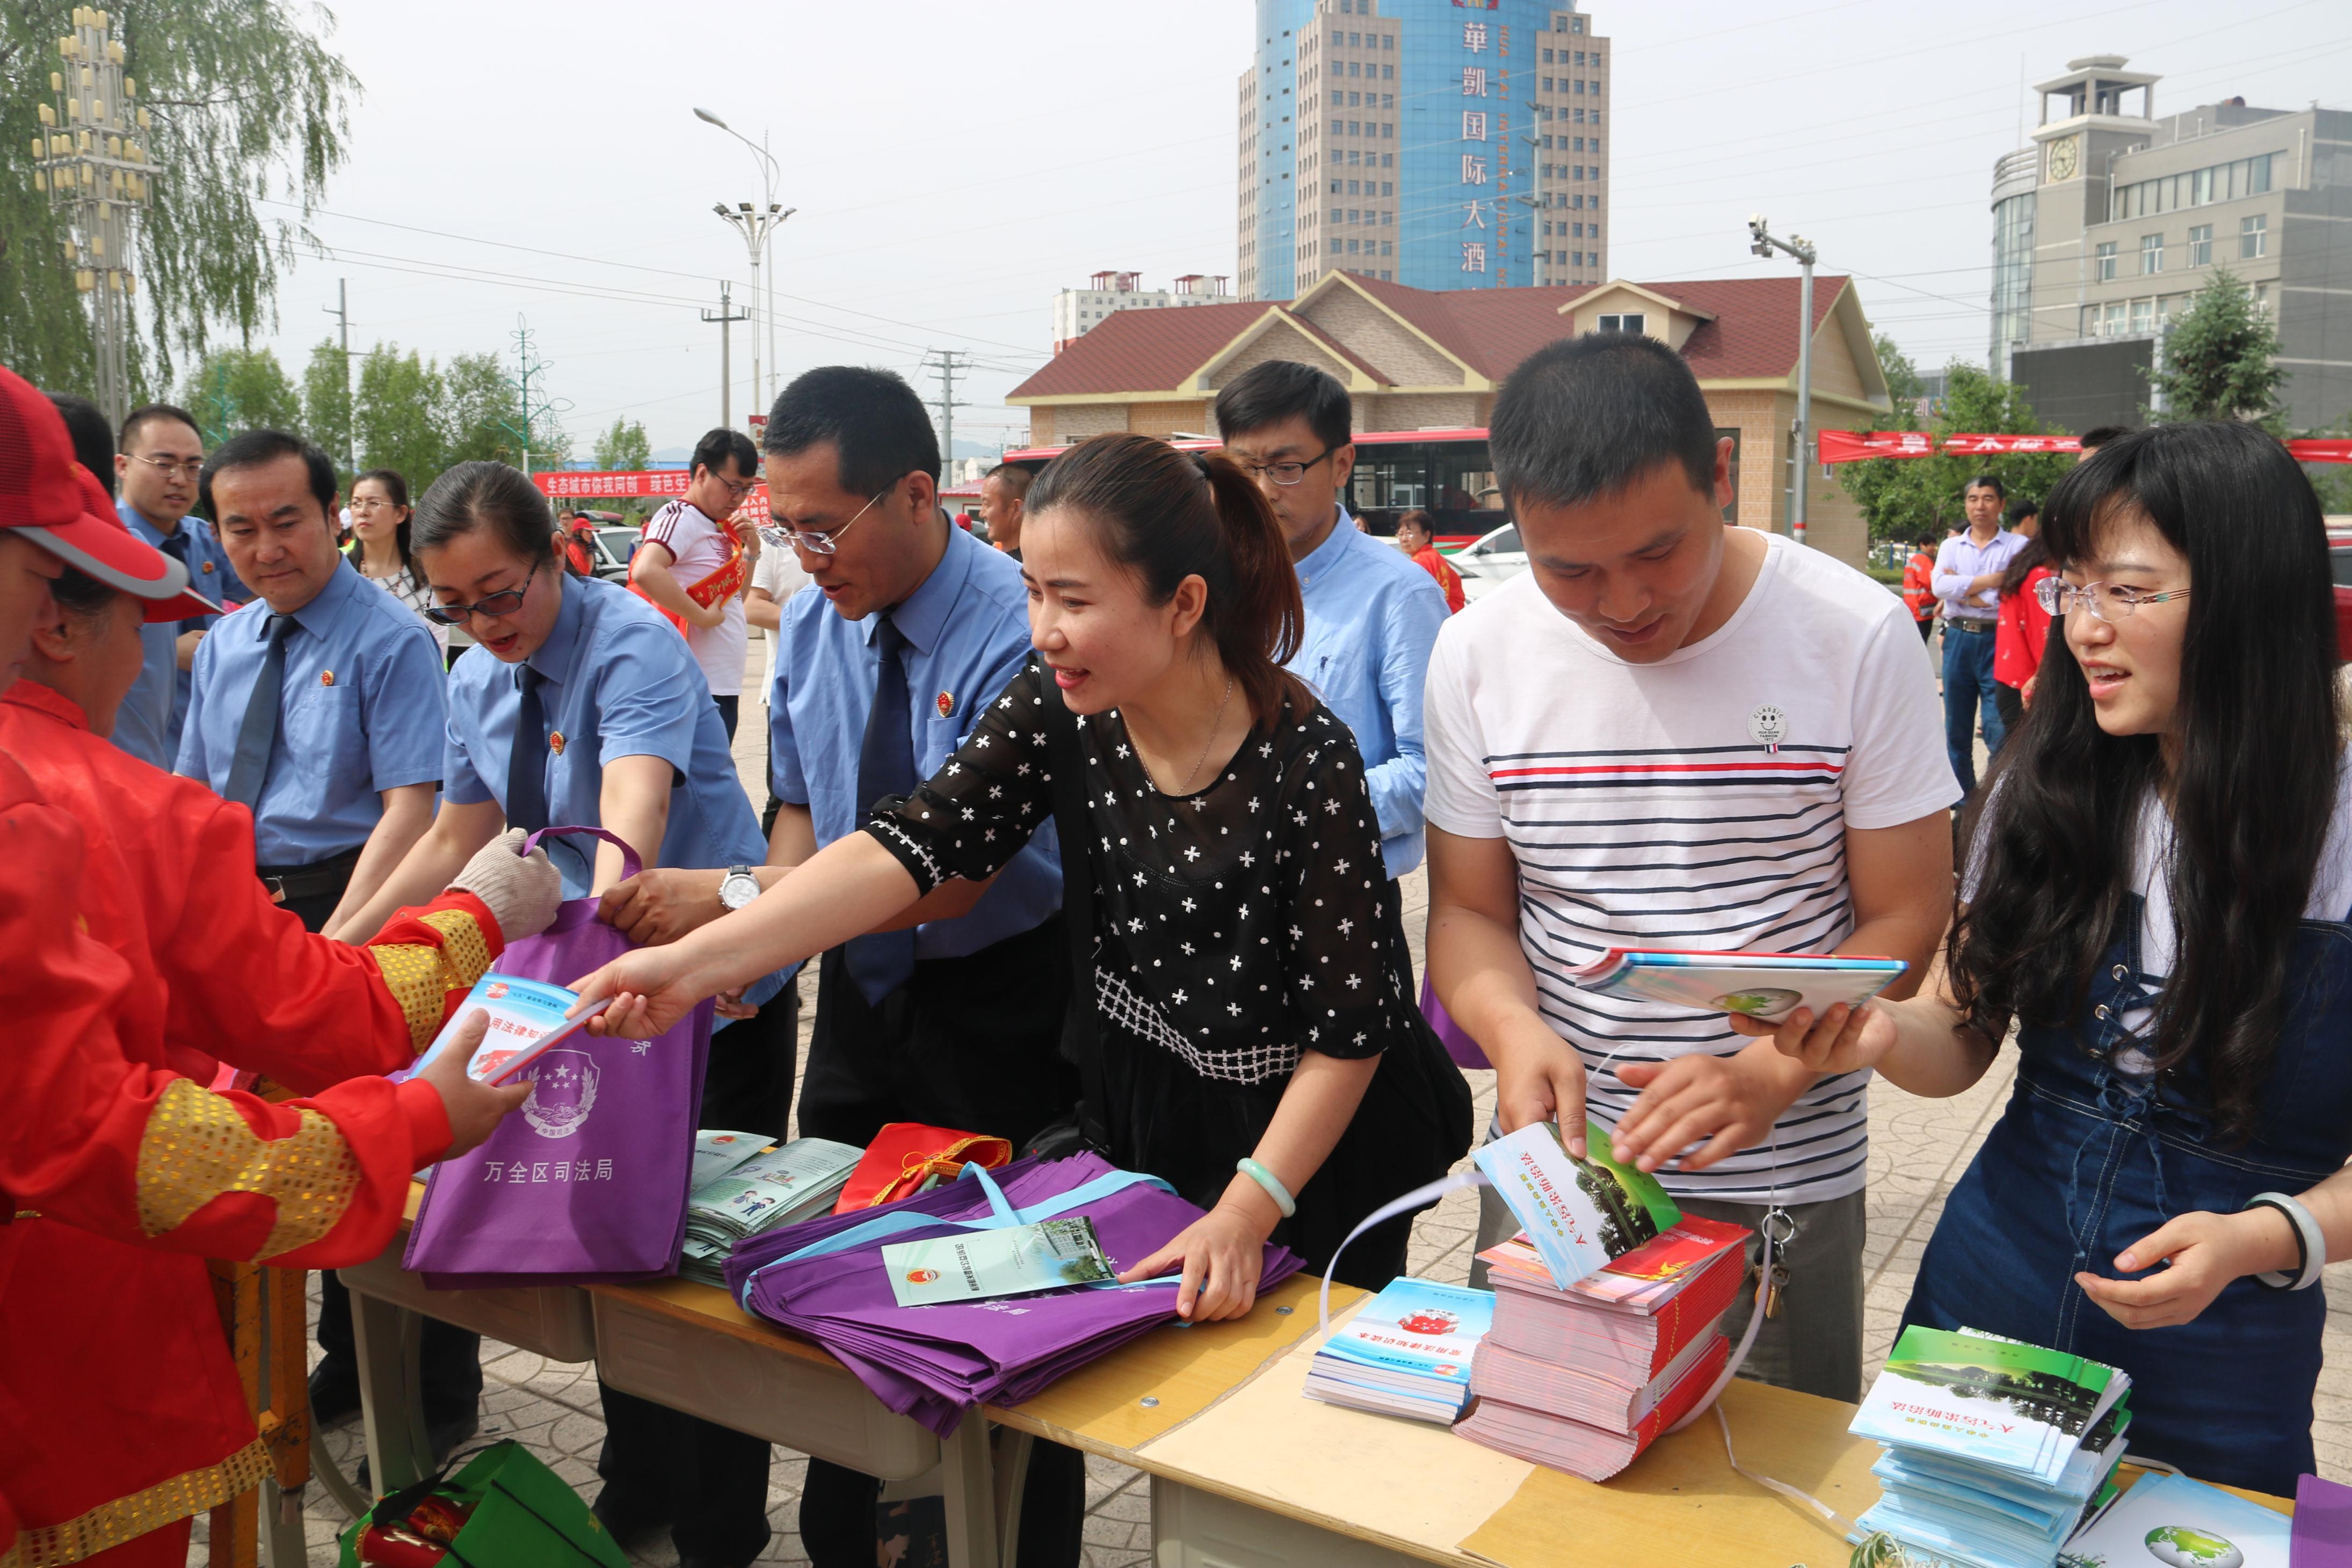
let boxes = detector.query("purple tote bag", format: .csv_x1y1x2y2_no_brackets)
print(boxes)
1419,976,1490,1071
405,826,714,1288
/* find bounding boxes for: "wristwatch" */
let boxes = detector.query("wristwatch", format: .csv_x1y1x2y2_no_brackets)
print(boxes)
718,864,763,911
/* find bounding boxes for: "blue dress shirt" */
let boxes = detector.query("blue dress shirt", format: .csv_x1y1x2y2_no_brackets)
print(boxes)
114,498,248,770
443,574,783,1010
1286,507,1449,878
768,522,1061,961
1931,528,2027,621
176,557,445,865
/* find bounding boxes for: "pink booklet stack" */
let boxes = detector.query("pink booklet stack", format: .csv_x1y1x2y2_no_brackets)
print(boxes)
1456,1215,1750,1480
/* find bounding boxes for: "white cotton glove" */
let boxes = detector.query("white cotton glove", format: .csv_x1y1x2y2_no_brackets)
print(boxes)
447,827,564,942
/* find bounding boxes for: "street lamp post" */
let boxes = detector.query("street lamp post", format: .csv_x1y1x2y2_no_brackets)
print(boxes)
1748,215,1818,548
32,5,156,428
693,108,794,427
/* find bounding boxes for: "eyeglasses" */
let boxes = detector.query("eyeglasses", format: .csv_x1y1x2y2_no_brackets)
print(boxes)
1233,448,1335,488
774,481,901,556
425,557,543,626
129,453,203,481
2032,577,2191,624
711,472,757,502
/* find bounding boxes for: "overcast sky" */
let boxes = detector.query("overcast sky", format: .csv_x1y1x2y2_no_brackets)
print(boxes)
237,0,2352,459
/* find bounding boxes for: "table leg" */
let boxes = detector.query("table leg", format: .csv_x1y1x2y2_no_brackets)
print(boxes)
351,1290,432,1496
992,1426,1034,1566
939,1416,1002,1568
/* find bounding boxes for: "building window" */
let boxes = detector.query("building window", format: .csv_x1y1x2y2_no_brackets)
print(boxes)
1572,15,1584,32
2140,233,2163,274
2241,213,2268,259
1381,241,1392,256
2131,298,2153,334
1597,313,1644,334
2186,223,2212,266
2094,241,2117,281
2101,301,2125,336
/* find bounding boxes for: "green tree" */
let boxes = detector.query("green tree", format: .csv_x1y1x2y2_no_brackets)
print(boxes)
1875,332,1926,430
0,2,360,395
352,343,445,489
178,346,301,441
442,351,522,468
1836,364,2075,544
594,417,650,473
2148,269,2285,429
302,337,352,473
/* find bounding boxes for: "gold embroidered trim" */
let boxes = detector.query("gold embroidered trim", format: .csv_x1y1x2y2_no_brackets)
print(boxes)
371,908,493,1050
13,1437,269,1566
134,1079,359,1259
420,906,493,988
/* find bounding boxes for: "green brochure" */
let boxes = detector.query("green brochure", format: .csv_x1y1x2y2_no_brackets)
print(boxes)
882,1217,1118,1308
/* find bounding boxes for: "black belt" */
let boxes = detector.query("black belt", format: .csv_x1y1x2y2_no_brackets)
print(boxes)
1946,619,1997,633
255,846,364,904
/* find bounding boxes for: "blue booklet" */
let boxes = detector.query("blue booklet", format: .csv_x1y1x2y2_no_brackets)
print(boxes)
2061,1471,2289,1567
1306,1277,1494,1424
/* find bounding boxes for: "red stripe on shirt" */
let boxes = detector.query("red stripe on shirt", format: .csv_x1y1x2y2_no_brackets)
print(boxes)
1490,758,1849,780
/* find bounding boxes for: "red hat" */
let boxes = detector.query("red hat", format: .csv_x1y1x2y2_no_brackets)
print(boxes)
0,363,222,622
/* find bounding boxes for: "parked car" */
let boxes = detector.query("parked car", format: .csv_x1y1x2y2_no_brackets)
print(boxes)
584,526,637,583
1454,521,1527,602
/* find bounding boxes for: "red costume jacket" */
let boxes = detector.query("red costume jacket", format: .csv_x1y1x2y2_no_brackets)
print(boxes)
0,683,505,1567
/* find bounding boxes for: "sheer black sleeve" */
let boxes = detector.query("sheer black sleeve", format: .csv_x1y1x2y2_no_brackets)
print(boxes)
1276,713,1419,1061
862,659,1055,892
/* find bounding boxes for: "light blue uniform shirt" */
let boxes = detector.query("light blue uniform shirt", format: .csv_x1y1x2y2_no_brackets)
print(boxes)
442,573,783,1008
1286,506,1449,879
768,522,1061,961
176,557,446,865
114,498,248,770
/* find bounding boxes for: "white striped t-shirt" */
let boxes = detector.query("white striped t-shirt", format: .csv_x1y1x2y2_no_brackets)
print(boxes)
1423,535,1958,1203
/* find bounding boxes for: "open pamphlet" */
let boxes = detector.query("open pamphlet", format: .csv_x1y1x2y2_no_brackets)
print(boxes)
1571,947,1908,1022
2061,1471,2288,1568
1470,1118,1683,1289
413,972,612,1085
881,1217,1117,1308
689,1129,770,1192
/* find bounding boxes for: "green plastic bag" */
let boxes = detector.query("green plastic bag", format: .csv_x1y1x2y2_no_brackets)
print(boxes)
336,1440,627,1567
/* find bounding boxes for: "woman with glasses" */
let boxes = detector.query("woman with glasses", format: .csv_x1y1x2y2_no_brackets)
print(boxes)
337,460,774,933
1732,423,2352,1496
346,467,449,660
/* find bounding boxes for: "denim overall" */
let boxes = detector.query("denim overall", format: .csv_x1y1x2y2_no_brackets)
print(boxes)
1904,894,2352,1497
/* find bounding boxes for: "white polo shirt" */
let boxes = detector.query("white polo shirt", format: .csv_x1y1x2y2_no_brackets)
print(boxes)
641,498,749,698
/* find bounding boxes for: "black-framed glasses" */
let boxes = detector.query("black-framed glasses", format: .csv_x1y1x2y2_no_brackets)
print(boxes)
1233,448,1335,488
711,471,757,502
2033,577,2191,624
425,557,543,626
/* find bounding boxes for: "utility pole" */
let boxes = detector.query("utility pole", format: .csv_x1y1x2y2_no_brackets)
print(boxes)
1748,215,1818,548
703,284,750,430
920,349,976,478
323,279,353,473
1523,98,1544,287
499,316,569,480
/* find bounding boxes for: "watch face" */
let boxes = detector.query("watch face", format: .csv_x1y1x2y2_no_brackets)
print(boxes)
721,874,760,909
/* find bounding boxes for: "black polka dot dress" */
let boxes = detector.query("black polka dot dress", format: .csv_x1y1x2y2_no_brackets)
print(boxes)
864,658,1422,1225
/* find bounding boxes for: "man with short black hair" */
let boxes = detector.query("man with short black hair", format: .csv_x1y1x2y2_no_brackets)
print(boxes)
1931,473,2026,794
1425,333,1956,1403
977,461,1032,560
634,427,758,738
113,402,246,768
591,366,1082,1568
1215,360,1448,887
2077,424,2131,462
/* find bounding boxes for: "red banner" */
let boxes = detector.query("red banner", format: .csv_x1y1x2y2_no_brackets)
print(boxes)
1820,432,2352,466
533,469,693,499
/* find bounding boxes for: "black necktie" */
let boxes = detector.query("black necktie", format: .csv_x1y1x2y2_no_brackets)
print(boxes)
506,664,550,834
154,529,204,634
224,615,295,809
845,615,917,1004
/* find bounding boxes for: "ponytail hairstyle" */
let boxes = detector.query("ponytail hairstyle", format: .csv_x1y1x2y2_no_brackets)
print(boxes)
1950,422,2340,1142
1027,433,1310,731
413,461,567,572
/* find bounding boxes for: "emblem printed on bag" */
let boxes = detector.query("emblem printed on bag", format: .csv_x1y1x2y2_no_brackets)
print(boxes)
521,1049,600,1139
936,691,954,718
1747,703,1788,756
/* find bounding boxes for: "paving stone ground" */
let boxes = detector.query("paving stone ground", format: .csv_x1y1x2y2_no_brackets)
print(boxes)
199,635,2352,1563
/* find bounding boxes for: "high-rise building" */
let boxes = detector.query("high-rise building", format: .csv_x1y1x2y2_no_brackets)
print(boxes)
1238,0,1609,301
1990,55,2351,431
1051,272,1232,354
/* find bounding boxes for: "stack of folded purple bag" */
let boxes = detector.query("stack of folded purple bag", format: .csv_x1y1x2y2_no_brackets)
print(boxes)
723,1152,1304,1435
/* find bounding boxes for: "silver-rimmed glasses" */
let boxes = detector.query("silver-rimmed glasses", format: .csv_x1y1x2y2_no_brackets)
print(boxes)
2032,577,2191,624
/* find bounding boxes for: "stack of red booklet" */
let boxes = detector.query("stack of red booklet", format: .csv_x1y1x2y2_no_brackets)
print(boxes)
1456,1215,1750,1480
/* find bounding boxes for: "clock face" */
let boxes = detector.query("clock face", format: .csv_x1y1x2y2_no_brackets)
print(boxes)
2048,135,2080,182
